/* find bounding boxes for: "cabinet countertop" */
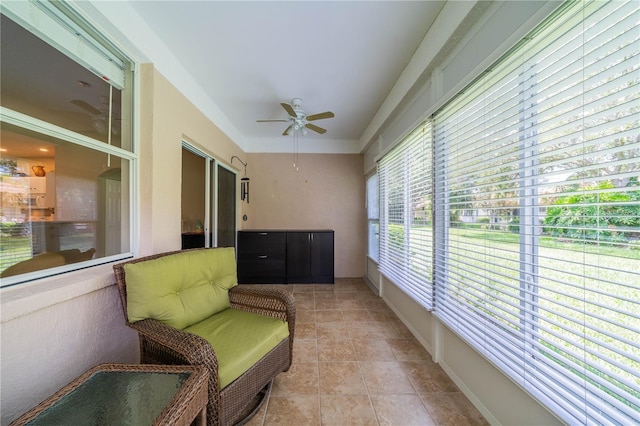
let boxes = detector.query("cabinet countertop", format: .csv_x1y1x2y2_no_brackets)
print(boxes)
239,229,334,233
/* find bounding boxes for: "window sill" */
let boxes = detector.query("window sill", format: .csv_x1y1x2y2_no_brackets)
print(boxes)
1,264,118,323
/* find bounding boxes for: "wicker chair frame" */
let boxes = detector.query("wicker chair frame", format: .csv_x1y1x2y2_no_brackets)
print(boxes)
113,249,295,426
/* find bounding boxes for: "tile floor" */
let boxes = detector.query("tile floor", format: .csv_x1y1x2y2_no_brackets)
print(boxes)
243,278,489,426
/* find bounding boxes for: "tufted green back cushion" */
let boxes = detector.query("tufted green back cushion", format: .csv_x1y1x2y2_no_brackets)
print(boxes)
124,248,237,329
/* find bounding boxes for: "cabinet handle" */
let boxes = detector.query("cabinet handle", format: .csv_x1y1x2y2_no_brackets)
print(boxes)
259,233,268,235
257,255,268,259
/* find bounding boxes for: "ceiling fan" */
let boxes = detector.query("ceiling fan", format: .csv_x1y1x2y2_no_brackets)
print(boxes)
70,97,120,136
257,98,334,136
50,96,120,136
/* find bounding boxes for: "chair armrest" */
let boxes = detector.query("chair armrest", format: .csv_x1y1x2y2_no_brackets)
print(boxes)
128,318,220,383
229,286,296,339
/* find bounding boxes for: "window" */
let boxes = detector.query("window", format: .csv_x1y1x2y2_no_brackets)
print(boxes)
433,1,639,424
376,0,638,422
378,121,434,309
0,2,135,285
366,173,379,262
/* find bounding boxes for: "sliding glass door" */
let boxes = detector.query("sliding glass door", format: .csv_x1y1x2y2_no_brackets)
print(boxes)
216,164,236,248
181,144,236,249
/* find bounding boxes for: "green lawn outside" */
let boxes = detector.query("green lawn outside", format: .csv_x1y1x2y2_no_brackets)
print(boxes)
0,234,32,271
397,224,640,408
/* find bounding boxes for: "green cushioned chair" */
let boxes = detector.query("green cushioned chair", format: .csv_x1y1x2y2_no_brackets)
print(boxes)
113,248,295,426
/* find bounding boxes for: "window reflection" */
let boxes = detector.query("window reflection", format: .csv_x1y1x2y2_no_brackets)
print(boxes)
0,14,129,150
0,8,134,283
0,125,130,279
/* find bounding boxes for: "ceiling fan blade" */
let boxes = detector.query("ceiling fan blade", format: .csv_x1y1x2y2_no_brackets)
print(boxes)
305,123,327,134
280,102,297,118
283,125,293,136
306,111,334,121
257,119,289,122
70,99,101,115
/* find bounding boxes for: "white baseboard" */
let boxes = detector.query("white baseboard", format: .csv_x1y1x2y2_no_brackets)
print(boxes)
380,294,500,426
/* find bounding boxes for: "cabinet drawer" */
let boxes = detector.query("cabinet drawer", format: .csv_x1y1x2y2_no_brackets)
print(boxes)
238,253,286,278
238,231,286,254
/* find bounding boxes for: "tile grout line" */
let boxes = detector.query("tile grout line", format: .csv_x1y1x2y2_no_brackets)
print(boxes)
254,281,487,425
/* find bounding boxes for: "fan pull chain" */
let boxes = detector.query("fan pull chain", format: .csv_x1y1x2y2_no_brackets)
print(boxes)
293,131,299,171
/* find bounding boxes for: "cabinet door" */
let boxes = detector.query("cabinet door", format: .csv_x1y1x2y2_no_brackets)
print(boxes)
29,177,46,193
311,232,334,282
286,232,311,282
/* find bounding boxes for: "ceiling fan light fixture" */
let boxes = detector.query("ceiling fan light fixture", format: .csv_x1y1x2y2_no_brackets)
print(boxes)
257,98,334,137
291,98,303,111
92,117,107,134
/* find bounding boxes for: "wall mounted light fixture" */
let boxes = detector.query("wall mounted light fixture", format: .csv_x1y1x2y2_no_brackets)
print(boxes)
231,156,250,203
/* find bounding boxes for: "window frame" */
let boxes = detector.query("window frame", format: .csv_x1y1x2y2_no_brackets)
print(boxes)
0,2,138,286
432,1,640,423
378,120,435,310
376,1,639,423
366,172,379,262
181,141,238,249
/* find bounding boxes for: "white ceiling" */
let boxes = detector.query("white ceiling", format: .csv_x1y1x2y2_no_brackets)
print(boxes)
125,1,445,145
80,1,484,153
3,1,558,157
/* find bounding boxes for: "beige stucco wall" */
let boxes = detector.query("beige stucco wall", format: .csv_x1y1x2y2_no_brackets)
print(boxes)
0,65,249,425
244,152,365,278
141,66,369,279
0,1,563,423
140,64,247,255
0,267,139,425
0,66,367,423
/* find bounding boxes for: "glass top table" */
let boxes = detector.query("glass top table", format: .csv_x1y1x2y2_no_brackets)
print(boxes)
10,364,208,426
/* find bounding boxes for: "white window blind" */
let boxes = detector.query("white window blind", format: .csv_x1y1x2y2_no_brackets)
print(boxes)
434,1,639,424
379,121,434,309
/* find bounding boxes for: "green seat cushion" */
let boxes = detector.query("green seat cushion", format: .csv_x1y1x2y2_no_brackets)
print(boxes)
184,308,289,389
124,248,237,329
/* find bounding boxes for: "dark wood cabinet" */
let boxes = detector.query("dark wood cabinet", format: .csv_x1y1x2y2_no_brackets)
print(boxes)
237,231,286,284
287,231,334,283
237,230,334,284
